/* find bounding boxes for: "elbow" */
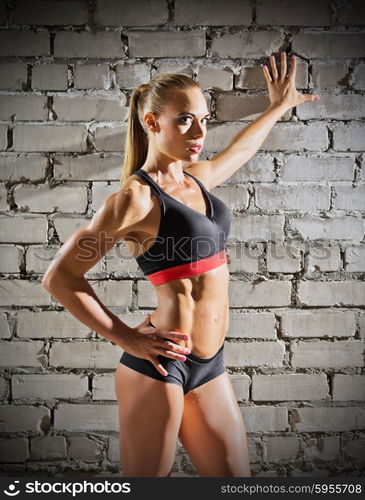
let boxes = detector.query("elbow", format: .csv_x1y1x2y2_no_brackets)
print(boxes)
41,270,60,292
41,274,53,292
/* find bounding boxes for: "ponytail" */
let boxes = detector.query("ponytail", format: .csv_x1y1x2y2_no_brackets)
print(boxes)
120,85,149,187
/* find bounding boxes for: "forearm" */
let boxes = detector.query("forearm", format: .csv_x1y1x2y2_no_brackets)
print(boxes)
228,102,289,157
43,273,132,349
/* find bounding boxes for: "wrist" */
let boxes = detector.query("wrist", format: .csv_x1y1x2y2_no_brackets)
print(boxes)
267,101,290,114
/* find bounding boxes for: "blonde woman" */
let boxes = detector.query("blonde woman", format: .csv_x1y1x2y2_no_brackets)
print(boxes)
42,53,319,477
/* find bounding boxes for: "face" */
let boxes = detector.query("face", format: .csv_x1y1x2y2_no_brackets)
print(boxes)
144,87,210,162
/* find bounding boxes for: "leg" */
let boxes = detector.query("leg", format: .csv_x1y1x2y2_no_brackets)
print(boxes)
178,372,251,477
115,362,184,477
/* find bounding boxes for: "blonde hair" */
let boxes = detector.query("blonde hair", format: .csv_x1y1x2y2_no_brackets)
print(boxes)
120,73,201,187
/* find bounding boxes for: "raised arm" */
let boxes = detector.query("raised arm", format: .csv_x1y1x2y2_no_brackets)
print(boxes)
41,181,148,349
188,52,320,190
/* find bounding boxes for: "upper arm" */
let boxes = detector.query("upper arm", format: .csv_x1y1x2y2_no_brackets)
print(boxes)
42,184,147,284
185,142,251,190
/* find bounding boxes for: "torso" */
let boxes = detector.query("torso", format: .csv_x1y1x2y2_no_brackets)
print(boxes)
122,167,230,358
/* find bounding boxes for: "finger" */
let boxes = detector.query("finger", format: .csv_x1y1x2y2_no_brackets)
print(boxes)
281,51,287,80
148,356,168,376
155,339,191,355
307,94,321,102
262,64,272,83
288,54,297,81
158,329,189,341
270,54,278,80
163,349,187,361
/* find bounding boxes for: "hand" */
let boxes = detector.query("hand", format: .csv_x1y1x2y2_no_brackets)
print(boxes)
262,52,320,109
122,314,191,376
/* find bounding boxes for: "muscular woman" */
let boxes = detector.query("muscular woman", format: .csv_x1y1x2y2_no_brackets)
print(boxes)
42,52,319,477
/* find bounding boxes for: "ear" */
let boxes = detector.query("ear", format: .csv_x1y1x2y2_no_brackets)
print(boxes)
143,111,160,133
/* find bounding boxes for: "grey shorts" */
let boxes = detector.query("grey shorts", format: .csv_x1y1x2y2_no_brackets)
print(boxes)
119,320,226,395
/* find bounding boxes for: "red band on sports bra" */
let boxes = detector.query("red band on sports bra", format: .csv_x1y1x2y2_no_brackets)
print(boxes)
146,249,228,286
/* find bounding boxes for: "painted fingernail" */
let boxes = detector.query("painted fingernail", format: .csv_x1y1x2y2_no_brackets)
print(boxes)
183,335,189,340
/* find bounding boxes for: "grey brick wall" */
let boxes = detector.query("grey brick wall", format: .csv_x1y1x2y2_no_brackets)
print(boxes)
0,0,364,477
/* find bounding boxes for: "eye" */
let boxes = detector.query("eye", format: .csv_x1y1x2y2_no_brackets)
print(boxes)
179,116,209,124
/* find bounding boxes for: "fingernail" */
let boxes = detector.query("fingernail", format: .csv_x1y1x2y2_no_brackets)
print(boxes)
315,96,320,100
183,335,189,340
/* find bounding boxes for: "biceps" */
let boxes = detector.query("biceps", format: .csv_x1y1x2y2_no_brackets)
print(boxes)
45,225,121,279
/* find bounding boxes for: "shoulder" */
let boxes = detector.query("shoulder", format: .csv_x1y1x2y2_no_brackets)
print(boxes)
89,173,154,238
183,161,214,191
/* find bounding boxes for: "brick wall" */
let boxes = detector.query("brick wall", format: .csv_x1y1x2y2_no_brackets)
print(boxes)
0,0,364,477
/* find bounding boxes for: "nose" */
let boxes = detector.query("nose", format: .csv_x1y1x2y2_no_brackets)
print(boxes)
192,119,205,138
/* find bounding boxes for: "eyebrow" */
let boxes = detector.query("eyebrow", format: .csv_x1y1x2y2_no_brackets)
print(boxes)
178,112,211,117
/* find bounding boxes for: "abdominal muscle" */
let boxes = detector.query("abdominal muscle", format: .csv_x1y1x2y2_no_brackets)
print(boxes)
150,262,230,358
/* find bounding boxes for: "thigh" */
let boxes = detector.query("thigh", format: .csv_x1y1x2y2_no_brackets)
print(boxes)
178,372,251,477
115,362,184,477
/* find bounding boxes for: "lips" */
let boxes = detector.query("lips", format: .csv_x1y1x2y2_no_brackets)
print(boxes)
188,144,202,153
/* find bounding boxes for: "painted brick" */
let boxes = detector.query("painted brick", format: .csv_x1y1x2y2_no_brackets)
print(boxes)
229,281,291,307
54,403,118,431
231,215,285,242
0,340,44,367
228,312,277,339
53,94,127,121
12,373,88,399
211,30,284,58
279,310,356,338
332,123,365,151
17,310,90,339
307,245,341,272
256,185,330,211
30,435,67,460
0,95,48,121
0,438,28,463
0,124,7,150
333,185,365,211
49,340,122,369
0,405,49,435
332,375,365,401
252,374,329,401
281,155,355,182
0,153,47,181
0,279,50,306
95,0,168,26
0,62,27,90
54,31,122,58
0,214,47,243
0,31,49,56
175,0,251,26
224,340,285,367
13,183,88,213
297,95,365,120
292,33,365,58
13,0,87,25
13,124,88,152
128,31,206,58
292,340,364,368
256,0,331,26
114,62,150,89
53,153,123,181
0,245,20,272
312,62,349,89
32,64,68,91
292,407,365,432
345,246,365,272
74,63,110,90
288,216,365,242
298,281,365,307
